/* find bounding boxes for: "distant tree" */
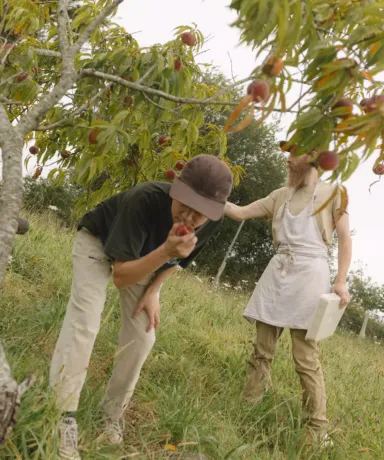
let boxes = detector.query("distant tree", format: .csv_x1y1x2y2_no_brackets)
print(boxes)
348,267,384,313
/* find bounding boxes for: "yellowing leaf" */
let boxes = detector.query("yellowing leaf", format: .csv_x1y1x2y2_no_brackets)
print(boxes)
223,94,253,133
14,22,25,34
359,448,376,454
361,70,374,83
369,43,380,56
312,186,339,216
5,439,22,460
340,185,349,210
278,88,286,112
316,72,337,87
226,113,254,133
164,444,177,451
335,185,349,222
32,257,41,261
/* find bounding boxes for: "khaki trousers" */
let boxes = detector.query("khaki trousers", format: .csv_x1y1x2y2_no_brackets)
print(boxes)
49,229,155,422
244,321,328,433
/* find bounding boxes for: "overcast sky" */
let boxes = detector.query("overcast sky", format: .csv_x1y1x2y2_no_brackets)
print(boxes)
13,0,382,285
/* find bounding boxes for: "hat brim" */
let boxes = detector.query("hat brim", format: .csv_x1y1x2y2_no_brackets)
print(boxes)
170,178,224,221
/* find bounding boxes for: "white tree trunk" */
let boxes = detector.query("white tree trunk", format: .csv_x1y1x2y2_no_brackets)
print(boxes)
359,310,370,339
212,220,245,289
0,132,24,286
0,0,125,443
0,129,27,444
0,344,35,443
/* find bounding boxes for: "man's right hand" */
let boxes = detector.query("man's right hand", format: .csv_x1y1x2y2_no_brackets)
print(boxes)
164,223,197,259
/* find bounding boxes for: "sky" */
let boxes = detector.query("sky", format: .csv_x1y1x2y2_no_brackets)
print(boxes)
13,0,384,284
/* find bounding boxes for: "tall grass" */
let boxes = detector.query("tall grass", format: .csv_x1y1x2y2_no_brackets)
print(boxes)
1,211,383,459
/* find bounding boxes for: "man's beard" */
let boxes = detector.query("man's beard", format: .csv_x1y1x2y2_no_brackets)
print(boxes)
287,164,312,189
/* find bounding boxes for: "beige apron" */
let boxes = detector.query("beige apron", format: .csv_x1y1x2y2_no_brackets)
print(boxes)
244,183,331,329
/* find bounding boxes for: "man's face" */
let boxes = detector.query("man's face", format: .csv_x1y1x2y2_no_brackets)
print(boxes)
286,150,313,188
171,200,208,229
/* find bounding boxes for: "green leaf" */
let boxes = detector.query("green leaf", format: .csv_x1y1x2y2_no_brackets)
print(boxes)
292,109,324,130
47,168,59,181
142,52,152,65
157,54,165,73
187,123,199,144
277,0,289,55
112,110,130,125
72,11,91,30
88,158,99,182
342,153,360,182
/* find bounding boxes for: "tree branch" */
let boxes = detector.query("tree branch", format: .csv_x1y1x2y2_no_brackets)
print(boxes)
57,0,70,64
0,3,9,37
0,95,22,105
0,103,11,144
16,73,80,135
290,78,312,86
287,87,312,111
227,51,236,84
15,0,123,135
142,92,176,112
73,0,125,53
1,44,13,67
32,48,62,58
64,6,73,46
137,64,157,85
0,72,25,88
35,83,113,131
80,68,295,114
80,68,239,106
203,74,257,103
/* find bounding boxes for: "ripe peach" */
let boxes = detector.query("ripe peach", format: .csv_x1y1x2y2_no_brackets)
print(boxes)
247,80,270,103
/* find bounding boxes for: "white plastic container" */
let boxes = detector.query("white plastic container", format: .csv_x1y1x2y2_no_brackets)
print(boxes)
305,293,346,342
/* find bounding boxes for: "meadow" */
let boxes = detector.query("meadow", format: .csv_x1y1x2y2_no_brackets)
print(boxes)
1,212,383,459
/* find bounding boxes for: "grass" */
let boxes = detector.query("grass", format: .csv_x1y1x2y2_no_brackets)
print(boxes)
1,211,384,459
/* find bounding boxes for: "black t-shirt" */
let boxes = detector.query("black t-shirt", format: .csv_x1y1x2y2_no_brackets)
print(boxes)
78,181,221,271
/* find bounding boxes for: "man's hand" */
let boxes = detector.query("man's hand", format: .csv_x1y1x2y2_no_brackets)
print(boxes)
163,223,197,259
133,292,161,332
332,281,351,308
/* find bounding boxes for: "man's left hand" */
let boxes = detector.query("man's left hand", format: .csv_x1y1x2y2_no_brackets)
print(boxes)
332,281,350,308
133,293,160,332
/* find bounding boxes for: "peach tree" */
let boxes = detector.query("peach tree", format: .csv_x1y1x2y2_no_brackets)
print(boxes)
0,0,255,289
0,0,250,440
